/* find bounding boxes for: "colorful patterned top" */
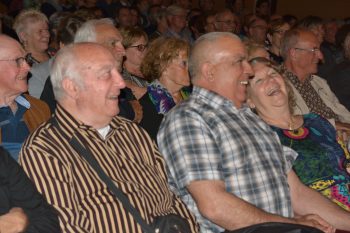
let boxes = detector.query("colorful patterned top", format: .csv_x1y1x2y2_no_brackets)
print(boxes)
271,113,350,210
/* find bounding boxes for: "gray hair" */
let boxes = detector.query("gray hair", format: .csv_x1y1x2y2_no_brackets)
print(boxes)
13,9,48,36
51,43,87,101
166,4,186,17
74,18,114,43
280,28,306,60
189,32,240,80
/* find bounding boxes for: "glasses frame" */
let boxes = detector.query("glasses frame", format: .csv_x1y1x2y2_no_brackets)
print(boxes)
127,44,148,52
294,47,320,53
0,53,32,68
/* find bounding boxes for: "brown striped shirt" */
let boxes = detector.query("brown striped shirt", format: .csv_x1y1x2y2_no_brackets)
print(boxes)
19,105,198,233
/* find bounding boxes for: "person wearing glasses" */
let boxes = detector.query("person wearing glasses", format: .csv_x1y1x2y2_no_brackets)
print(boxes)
280,28,350,133
0,35,50,161
121,26,149,100
139,37,190,140
246,56,350,211
213,8,237,34
267,19,291,64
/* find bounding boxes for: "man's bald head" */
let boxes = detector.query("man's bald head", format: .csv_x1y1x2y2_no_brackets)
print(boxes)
0,35,25,59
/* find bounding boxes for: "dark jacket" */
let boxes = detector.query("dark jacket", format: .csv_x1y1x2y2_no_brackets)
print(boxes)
0,147,60,232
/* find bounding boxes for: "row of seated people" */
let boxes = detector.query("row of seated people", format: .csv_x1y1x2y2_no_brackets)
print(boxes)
1,6,350,233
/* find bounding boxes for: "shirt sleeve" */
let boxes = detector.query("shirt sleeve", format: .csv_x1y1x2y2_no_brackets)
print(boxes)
0,147,60,233
19,145,90,233
158,109,223,190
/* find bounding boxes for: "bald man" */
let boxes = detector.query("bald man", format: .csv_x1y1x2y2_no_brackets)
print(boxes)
158,32,350,233
0,35,50,160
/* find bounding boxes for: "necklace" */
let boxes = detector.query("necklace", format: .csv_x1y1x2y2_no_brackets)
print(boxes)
282,116,309,148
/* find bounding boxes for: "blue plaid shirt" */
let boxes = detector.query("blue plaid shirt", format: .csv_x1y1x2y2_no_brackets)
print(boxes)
158,86,297,233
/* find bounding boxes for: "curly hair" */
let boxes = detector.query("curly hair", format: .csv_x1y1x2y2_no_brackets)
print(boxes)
140,37,190,82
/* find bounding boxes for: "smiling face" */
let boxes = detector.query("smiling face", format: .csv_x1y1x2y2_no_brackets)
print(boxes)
247,62,288,114
0,36,31,99
73,44,126,127
23,20,50,53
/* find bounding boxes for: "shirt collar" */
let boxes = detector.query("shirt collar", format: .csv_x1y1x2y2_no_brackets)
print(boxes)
0,95,31,109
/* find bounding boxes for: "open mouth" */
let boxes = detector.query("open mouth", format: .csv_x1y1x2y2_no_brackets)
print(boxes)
266,87,281,96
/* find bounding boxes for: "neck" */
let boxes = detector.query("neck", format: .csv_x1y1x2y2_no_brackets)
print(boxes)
159,76,183,102
270,45,280,56
258,107,295,130
284,60,309,83
27,50,49,63
124,62,143,77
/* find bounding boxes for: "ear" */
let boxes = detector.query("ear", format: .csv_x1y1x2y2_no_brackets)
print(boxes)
267,33,272,43
289,48,297,60
18,31,27,44
201,62,214,82
62,78,80,99
246,97,256,109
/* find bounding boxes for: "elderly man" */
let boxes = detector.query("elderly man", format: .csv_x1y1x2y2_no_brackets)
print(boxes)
158,32,350,233
0,35,50,160
281,28,350,129
19,42,198,232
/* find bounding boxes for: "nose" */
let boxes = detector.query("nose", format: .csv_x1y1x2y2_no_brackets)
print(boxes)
115,42,126,57
317,49,324,61
243,60,254,77
113,69,126,89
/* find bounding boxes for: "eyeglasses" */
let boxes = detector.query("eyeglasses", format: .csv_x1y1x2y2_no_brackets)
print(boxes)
217,20,236,26
294,47,320,54
0,53,32,68
273,29,288,35
128,44,148,52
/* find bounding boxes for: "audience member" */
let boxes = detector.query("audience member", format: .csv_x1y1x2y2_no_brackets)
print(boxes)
214,8,237,33
255,0,270,22
115,6,131,28
19,42,198,232
121,26,149,99
245,16,268,46
280,28,350,127
0,35,50,160
283,14,298,28
267,19,290,64
246,57,350,211
158,32,350,233
198,0,214,14
245,41,270,61
163,4,193,44
0,146,60,232
139,37,190,140
13,9,51,65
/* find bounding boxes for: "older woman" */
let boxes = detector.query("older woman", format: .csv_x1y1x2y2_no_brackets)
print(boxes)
267,19,290,64
246,57,350,211
120,26,149,100
13,9,51,65
139,37,190,140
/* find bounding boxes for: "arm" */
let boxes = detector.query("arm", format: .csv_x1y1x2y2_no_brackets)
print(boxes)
19,145,90,233
288,170,350,231
187,179,334,232
0,208,28,233
1,147,59,233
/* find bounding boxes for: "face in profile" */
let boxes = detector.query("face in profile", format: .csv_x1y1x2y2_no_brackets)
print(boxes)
247,61,288,112
74,45,126,124
162,50,190,88
0,37,31,97
23,20,50,52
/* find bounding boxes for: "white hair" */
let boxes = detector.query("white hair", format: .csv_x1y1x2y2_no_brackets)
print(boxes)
74,18,115,43
51,43,87,101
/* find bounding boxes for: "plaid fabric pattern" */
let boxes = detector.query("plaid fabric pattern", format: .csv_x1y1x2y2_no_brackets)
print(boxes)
158,86,297,233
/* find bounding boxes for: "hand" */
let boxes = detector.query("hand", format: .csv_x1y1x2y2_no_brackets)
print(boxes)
294,214,335,233
129,100,143,123
0,207,29,233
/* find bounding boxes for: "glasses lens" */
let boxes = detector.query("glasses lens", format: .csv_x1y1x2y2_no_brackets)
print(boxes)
137,44,147,52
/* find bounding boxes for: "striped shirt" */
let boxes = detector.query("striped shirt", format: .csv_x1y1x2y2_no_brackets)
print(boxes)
158,86,297,233
19,105,198,233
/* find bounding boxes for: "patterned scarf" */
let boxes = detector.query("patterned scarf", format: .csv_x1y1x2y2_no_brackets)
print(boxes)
281,66,339,120
147,80,190,114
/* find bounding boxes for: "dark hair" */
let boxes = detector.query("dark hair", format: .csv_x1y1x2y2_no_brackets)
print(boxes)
57,15,85,45
335,24,350,48
296,15,323,29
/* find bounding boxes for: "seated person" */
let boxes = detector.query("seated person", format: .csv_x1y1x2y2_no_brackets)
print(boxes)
246,57,350,211
139,37,191,140
0,146,59,232
19,42,198,232
158,32,350,233
0,35,50,160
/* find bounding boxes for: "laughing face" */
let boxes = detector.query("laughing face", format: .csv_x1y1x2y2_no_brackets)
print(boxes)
24,20,50,53
247,62,288,113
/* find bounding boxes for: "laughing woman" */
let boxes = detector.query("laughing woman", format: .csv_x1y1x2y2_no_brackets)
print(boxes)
246,57,350,211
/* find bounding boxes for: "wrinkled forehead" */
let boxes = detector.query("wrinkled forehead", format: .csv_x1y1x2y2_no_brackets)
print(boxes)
0,38,25,59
